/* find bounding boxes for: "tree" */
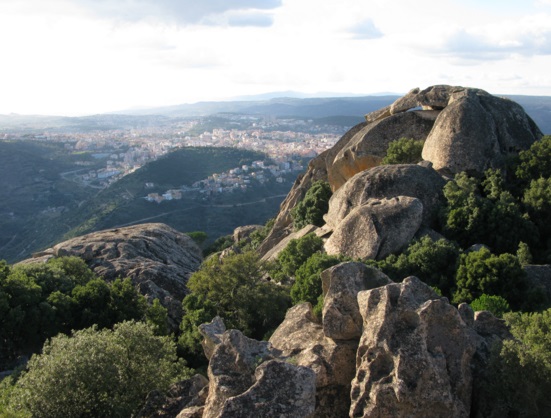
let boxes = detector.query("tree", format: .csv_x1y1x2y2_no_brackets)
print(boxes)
370,236,460,298
442,169,537,254
481,309,551,417
146,298,169,336
453,247,527,310
8,321,191,418
523,177,551,261
0,257,148,368
186,231,208,247
179,251,291,365
291,181,332,230
515,135,551,182
381,137,424,165
291,253,342,313
271,233,324,282
469,294,510,318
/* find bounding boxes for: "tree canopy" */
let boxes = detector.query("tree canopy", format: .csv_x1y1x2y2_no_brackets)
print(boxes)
7,321,191,418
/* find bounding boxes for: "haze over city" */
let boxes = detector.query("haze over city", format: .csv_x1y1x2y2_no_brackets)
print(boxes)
1,0,551,116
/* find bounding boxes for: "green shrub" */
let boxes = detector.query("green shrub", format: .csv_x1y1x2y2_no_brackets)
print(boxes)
453,247,526,310
8,321,191,418
370,236,460,298
269,233,324,282
0,257,147,368
442,169,537,255
381,137,424,165
290,253,342,307
481,309,551,417
470,294,510,318
515,135,551,182
291,181,332,230
179,251,291,366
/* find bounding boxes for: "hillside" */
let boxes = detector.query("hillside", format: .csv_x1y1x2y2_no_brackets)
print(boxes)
0,140,100,262
0,145,294,263
62,146,296,247
2,86,551,418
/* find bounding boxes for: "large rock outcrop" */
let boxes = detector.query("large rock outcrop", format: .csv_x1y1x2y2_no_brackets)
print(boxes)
324,196,424,260
324,163,446,229
257,85,540,259
201,328,316,418
350,277,479,418
269,303,358,417
329,110,438,189
21,223,203,328
321,262,392,340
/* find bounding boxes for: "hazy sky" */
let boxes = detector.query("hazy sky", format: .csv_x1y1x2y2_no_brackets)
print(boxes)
1,0,551,115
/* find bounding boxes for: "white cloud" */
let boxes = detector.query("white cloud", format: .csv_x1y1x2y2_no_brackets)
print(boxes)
73,0,282,26
348,19,383,40
1,0,551,115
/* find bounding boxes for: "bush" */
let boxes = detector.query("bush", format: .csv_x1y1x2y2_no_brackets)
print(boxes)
291,181,332,230
370,236,460,298
442,170,537,254
8,321,191,418
179,251,291,365
381,137,424,165
290,253,342,307
482,309,551,417
453,247,527,310
269,233,324,282
515,135,551,182
469,294,510,318
0,257,148,368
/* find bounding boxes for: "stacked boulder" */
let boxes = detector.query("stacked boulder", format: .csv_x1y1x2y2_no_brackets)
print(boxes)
160,264,510,418
258,85,541,259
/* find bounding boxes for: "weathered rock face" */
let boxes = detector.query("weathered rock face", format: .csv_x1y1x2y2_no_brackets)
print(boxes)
324,196,423,260
324,164,446,229
198,316,227,361
20,223,203,328
257,85,540,260
269,303,358,417
350,276,479,418
321,262,392,340
136,374,209,418
416,86,541,174
202,328,316,418
329,110,438,190
215,360,316,418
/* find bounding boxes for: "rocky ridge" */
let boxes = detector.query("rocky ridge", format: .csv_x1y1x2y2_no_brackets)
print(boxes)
20,86,546,417
258,85,541,257
19,223,203,328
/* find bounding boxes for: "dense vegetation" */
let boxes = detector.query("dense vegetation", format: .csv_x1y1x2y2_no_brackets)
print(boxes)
2,321,190,418
178,251,291,366
477,309,551,416
0,144,290,263
291,180,332,230
381,137,424,164
0,257,159,369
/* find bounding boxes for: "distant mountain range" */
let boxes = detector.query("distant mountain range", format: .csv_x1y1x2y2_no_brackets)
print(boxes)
1,93,550,133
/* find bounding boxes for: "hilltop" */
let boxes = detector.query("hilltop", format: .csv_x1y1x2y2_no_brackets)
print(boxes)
2,86,551,418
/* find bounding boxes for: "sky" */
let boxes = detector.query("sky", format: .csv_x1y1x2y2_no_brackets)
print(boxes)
1,0,551,116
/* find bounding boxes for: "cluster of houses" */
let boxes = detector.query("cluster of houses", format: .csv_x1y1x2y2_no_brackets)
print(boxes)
145,160,303,204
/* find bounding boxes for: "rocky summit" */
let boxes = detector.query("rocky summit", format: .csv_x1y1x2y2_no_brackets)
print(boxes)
19,223,203,328
16,85,547,418
133,85,544,418
258,85,541,257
